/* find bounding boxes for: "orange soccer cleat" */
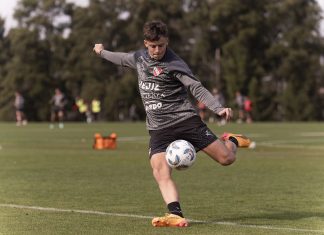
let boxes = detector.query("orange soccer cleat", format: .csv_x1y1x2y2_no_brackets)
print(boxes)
221,132,252,148
152,213,189,227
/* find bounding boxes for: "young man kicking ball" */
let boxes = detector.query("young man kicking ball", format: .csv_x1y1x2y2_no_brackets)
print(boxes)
93,20,252,227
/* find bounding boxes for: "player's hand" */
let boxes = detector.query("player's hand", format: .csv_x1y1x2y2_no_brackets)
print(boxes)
93,44,104,55
217,108,232,121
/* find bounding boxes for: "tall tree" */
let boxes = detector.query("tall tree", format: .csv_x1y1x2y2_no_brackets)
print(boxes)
0,17,11,120
0,28,51,120
210,0,323,120
210,0,270,118
265,0,323,120
0,0,71,120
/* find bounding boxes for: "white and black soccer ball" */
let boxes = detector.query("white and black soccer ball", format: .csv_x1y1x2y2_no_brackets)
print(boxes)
165,140,196,170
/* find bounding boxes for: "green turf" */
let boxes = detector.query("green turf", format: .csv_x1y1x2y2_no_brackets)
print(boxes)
0,122,323,235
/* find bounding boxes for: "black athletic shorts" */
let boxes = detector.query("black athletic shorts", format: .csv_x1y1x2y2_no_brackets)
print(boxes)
148,115,218,158
51,105,64,113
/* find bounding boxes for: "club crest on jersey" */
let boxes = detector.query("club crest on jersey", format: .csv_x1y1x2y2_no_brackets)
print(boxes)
152,66,163,77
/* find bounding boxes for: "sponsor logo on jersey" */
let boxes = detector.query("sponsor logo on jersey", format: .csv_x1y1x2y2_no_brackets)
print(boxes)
142,93,165,99
153,66,163,76
139,81,160,91
145,102,162,111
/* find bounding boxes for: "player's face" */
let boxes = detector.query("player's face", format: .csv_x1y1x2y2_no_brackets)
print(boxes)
144,37,168,60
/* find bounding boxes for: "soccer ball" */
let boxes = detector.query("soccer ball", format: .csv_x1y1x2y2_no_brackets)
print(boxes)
165,140,196,170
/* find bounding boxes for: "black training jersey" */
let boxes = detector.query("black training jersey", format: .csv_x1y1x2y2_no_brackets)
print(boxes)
100,48,224,130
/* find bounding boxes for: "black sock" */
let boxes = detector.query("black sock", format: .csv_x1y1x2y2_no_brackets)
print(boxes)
167,201,183,218
229,136,239,147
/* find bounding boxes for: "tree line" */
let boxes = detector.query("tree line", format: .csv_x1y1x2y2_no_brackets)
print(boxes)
0,0,323,121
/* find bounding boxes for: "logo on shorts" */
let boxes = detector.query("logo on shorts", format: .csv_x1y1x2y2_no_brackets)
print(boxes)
205,130,213,137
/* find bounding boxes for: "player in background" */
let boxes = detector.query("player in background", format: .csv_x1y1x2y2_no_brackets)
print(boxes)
14,91,27,126
91,98,101,122
49,88,67,129
93,20,252,227
244,96,253,123
235,91,245,123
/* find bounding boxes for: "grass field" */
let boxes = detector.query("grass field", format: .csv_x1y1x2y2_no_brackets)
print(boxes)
0,122,324,235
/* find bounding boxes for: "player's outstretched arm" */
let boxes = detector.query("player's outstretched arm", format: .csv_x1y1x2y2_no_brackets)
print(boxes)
93,43,136,68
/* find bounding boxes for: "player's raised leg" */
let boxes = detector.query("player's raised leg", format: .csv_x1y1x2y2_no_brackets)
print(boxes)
203,139,237,165
203,132,253,165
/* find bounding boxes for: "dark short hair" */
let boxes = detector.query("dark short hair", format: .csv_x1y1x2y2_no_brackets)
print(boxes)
143,20,168,41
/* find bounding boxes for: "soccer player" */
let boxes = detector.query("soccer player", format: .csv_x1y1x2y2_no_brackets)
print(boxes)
49,88,67,129
93,20,252,227
14,91,27,126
